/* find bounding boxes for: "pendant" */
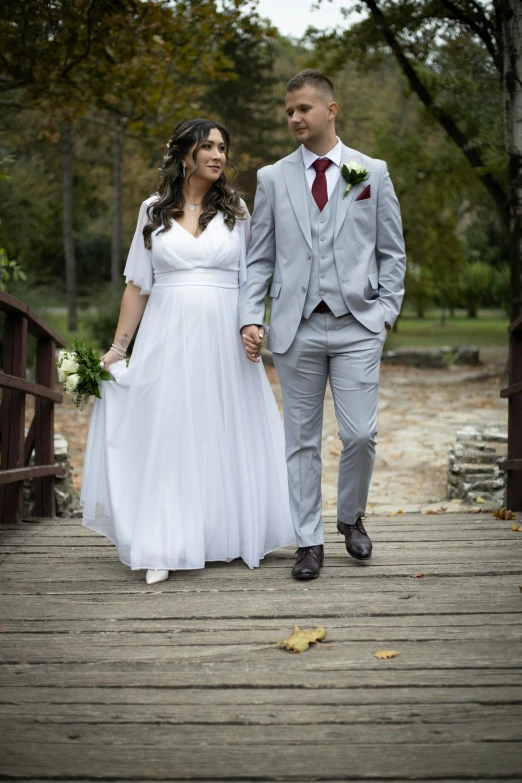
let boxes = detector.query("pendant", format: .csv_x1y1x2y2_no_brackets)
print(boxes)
189,204,196,211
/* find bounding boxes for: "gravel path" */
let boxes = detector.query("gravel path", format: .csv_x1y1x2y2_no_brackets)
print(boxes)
53,348,508,516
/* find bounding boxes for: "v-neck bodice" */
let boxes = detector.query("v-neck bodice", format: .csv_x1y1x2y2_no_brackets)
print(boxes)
151,211,240,277
123,196,251,294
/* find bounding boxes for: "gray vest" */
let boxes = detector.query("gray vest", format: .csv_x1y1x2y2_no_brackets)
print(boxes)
303,177,349,319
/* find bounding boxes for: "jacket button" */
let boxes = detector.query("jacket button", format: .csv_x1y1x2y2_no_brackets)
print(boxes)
301,286,307,293
307,253,311,259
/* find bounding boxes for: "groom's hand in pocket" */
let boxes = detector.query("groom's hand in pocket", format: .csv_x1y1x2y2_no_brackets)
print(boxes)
241,325,265,363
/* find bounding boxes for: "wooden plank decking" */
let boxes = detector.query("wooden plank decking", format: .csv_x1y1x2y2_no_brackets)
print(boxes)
0,513,521,781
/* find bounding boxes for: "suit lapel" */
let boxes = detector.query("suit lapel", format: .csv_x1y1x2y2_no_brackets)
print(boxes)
282,150,312,249
334,146,363,240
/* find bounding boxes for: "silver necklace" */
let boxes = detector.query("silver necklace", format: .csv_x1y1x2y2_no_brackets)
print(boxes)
188,202,201,211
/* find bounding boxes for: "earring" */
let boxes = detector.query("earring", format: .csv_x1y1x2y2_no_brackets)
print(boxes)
181,161,186,177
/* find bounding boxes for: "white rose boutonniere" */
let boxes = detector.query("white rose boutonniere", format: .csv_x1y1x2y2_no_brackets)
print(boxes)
340,161,370,198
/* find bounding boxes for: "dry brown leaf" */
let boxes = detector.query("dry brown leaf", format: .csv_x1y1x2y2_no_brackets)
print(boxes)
387,509,404,517
374,650,400,660
511,523,522,532
410,573,424,578
276,625,326,654
426,507,447,515
519,586,522,593
494,507,516,520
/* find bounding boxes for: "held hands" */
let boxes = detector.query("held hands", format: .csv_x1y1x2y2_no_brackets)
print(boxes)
241,325,265,363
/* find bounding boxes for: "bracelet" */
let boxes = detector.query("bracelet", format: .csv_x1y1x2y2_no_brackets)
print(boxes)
110,344,126,357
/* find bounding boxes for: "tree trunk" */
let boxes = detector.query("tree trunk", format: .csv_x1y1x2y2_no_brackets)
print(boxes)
502,0,522,321
62,123,77,332
111,118,122,292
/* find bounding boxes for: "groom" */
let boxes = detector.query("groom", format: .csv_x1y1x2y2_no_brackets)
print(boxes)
240,70,406,579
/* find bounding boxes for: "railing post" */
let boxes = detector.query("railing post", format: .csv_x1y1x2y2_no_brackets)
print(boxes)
34,338,56,517
506,321,522,510
0,313,28,523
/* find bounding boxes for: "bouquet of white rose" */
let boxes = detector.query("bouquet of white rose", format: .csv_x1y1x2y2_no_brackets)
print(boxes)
57,340,115,409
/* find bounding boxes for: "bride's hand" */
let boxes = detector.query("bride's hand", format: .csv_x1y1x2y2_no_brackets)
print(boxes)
100,349,125,372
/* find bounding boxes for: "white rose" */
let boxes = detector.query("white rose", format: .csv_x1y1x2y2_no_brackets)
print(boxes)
348,161,366,174
57,349,67,364
61,357,79,374
57,367,67,383
65,373,80,392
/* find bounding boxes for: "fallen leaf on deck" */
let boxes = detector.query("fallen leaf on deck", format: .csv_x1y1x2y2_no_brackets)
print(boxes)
475,496,486,504
276,626,326,653
511,523,522,532
374,650,400,660
410,573,424,578
426,506,447,515
387,509,404,517
494,508,516,520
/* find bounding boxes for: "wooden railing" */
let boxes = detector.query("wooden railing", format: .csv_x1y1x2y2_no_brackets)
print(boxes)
0,292,67,523
500,314,522,510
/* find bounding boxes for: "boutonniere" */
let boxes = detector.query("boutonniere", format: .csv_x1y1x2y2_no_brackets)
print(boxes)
340,161,370,198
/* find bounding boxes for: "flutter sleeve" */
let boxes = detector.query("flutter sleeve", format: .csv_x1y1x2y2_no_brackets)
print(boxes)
238,198,252,286
123,199,154,295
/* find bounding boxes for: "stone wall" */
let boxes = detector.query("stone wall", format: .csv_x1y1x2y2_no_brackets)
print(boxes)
447,424,507,507
23,433,81,518
383,345,480,369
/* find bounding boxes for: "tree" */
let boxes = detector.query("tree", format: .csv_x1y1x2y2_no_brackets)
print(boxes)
310,0,521,321
0,0,270,321
461,260,493,317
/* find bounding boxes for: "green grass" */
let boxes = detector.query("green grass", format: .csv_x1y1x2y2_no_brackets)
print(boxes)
35,303,511,351
41,311,95,349
388,313,509,349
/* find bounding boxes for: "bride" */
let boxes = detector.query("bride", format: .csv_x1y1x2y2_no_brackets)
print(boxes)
80,118,295,584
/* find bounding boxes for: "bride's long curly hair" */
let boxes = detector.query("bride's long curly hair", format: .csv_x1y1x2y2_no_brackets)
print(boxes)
143,119,244,249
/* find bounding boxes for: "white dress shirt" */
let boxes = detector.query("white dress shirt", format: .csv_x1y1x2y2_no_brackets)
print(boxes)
301,137,342,199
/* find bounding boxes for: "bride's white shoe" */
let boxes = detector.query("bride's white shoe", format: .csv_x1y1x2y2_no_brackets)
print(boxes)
145,569,169,585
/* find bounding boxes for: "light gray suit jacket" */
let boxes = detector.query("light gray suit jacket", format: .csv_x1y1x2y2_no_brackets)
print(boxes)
238,144,406,354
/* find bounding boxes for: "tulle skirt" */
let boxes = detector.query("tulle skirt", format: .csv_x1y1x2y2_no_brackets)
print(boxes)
80,269,295,570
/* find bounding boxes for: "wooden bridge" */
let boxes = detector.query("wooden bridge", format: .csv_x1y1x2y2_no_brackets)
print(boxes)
0,512,521,781
0,292,521,779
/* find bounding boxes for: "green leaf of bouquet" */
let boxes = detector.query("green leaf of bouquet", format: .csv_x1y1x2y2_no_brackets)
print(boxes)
100,371,115,381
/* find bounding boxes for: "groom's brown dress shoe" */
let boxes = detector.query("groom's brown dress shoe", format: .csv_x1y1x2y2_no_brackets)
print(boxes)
292,545,324,579
337,518,372,560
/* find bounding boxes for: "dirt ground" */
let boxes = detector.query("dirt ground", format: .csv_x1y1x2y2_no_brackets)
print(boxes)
50,346,508,516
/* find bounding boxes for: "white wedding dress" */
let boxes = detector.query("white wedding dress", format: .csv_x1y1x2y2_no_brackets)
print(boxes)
80,198,295,570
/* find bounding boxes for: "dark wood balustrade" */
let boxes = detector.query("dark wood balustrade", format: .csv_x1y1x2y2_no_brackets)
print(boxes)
0,291,67,523
500,314,522,509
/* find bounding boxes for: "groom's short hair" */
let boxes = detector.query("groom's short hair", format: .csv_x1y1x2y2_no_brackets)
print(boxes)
286,70,336,100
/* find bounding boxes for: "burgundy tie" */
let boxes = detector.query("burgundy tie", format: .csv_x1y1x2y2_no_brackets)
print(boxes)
311,158,332,212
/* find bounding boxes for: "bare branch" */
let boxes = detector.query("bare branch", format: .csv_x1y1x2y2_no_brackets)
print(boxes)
438,0,501,70
0,78,33,93
362,0,509,227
